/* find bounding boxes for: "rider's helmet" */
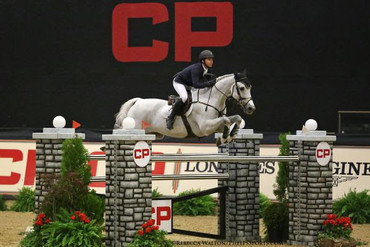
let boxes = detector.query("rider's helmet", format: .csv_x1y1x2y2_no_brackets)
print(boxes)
199,50,214,61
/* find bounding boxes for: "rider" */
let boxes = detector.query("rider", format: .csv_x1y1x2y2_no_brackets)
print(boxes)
166,50,217,129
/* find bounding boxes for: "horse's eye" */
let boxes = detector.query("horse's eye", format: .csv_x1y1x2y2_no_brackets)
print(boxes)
239,87,245,91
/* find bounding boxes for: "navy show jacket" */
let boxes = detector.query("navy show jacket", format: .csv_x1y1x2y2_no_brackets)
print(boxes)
173,62,212,88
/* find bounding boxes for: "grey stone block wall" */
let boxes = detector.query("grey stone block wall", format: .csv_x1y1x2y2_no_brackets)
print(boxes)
103,129,155,247
33,128,85,212
217,129,263,241
287,131,336,246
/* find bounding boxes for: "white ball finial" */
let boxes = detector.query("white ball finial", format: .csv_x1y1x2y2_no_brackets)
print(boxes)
53,116,66,128
240,119,245,129
305,119,318,131
122,117,136,129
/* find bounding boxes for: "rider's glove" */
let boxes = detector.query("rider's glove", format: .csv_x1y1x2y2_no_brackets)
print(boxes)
204,73,217,80
207,78,216,87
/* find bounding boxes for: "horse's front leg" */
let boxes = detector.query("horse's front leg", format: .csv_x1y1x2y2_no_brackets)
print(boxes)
215,126,230,146
222,115,243,144
228,115,243,137
202,116,232,136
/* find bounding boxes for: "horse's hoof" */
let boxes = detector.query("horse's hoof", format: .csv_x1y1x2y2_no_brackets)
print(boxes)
216,137,222,146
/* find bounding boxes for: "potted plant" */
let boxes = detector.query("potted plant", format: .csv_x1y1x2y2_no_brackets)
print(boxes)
316,214,356,247
263,201,289,242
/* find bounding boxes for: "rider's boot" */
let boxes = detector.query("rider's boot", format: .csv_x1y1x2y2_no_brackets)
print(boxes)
166,99,185,130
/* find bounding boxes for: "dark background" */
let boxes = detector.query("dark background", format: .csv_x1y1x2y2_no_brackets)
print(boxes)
1,0,369,142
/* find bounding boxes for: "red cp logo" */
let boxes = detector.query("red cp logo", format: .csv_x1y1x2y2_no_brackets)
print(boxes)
112,2,233,62
315,142,331,166
133,141,151,167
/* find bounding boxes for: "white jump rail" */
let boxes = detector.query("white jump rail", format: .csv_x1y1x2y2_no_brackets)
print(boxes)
88,154,299,163
88,153,298,182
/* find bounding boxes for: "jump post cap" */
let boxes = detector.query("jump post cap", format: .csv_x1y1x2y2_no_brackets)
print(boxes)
287,130,336,141
102,129,156,141
33,128,85,139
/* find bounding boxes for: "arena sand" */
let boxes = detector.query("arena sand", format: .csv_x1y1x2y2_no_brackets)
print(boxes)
0,212,369,247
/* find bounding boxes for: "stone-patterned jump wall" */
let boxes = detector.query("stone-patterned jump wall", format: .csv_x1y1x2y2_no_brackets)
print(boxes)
217,129,262,241
103,129,155,247
33,127,336,246
32,128,85,212
287,131,336,246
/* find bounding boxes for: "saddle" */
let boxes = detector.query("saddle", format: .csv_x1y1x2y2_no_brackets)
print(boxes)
167,90,193,115
167,90,197,138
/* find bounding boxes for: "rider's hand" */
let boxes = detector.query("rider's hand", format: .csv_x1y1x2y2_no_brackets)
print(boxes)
204,73,217,80
208,78,216,87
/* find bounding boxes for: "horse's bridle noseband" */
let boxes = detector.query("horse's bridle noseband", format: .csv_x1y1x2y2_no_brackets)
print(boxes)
232,79,253,108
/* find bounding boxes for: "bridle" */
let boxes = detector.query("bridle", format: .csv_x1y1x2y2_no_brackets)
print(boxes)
192,74,253,116
231,78,253,108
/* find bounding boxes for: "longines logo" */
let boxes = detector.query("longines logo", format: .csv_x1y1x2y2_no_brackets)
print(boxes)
332,161,370,187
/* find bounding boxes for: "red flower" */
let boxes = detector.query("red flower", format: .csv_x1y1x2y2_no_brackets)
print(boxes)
138,229,144,236
142,223,148,228
145,227,151,233
70,215,76,220
152,225,159,231
79,213,87,221
152,208,155,214
35,220,43,226
39,213,45,218
147,219,155,226
45,219,50,224
74,211,80,215
85,219,90,224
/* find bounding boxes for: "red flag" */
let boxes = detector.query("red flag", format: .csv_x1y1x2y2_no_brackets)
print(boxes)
72,120,81,129
142,120,150,129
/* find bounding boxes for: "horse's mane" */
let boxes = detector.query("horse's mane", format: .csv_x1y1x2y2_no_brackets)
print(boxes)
216,74,233,82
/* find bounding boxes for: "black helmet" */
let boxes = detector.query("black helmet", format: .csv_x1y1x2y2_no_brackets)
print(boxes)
199,50,214,61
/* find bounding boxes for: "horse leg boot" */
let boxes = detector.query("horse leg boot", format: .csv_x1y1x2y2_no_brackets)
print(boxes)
166,99,185,129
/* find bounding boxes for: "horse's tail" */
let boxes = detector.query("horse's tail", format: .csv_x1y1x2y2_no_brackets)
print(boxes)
114,98,140,129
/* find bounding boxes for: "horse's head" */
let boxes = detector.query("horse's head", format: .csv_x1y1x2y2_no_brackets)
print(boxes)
232,72,256,115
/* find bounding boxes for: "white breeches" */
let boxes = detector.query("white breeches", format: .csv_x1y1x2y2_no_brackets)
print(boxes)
173,80,188,103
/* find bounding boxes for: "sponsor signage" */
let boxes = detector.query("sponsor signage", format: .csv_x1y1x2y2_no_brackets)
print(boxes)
1,141,369,200
316,142,332,166
152,199,172,233
133,141,151,167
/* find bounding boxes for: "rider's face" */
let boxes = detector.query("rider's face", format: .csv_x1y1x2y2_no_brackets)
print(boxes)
203,58,214,68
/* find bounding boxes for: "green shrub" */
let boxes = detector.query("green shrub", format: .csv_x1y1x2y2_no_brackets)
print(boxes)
260,193,271,218
41,172,89,220
0,195,6,211
11,187,35,212
273,133,290,202
152,188,163,199
173,189,216,216
263,202,288,231
40,136,102,222
333,189,370,224
61,136,91,186
78,190,105,225
42,212,103,247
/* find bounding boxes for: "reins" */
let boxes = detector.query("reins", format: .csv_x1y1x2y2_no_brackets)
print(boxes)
190,75,251,117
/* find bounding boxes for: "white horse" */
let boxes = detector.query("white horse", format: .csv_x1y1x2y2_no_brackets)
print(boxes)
114,72,255,145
